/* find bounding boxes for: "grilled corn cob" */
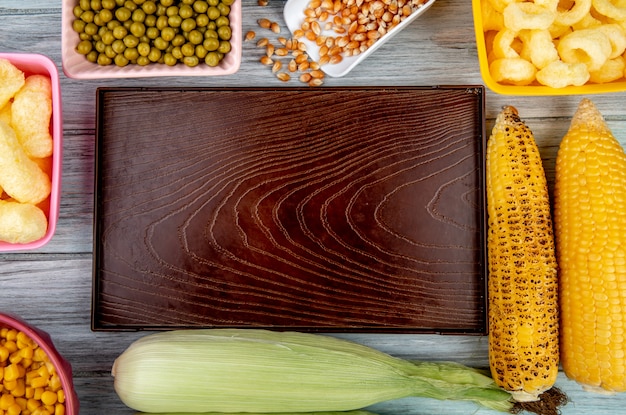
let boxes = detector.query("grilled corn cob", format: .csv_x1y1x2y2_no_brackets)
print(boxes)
554,98,626,393
486,106,560,402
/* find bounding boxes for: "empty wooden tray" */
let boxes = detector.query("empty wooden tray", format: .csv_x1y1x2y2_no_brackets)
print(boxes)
92,86,487,333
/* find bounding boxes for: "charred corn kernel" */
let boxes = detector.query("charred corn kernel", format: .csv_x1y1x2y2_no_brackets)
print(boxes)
554,98,626,394
486,106,560,403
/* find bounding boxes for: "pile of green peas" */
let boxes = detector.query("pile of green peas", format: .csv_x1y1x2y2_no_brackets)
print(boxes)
72,0,234,68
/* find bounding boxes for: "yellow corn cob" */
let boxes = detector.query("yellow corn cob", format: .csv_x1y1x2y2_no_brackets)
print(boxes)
486,106,559,402
554,98,626,394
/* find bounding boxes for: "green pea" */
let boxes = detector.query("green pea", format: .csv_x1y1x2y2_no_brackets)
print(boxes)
153,37,169,50
168,15,182,28
207,6,220,20
114,7,131,22
79,32,92,41
123,34,139,48
83,22,98,36
181,42,196,57
148,47,162,62
114,53,129,66
207,0,219,6
104,44,116,58
179,4,194,19
124,47,139,61
187,29,203,45
195,44,208,59
183,55,199,67
171,33,186,46
132,9,146,22
217,3,229,16
97,53,112,65
106,20,121,30
217,40,230,54
163,52,178,66
136,55,151,65
207,21,216,30
217,25,230,40
181,17,196,32
111,39,126,54
159,27,175,41
204,29,218,39
166,5,179,16
215,16,229,28
98,9,113,24
76,39,93,55
137,42,151,56
95,40,107,52
141,1,157,15
181,0,195,5
90,0,102,11
155,15,168,30
193,1,208,13
144,14,156,27
171,46,183,60
86,50,99,62
72,19,87,33
160,0,174,7
221,0,235,5
101,30,115,45
112,25,128,39
123,1,137,12
130,21,146,37
204,51,221,66
80,10,95,23
195,13,209,28
73,6,84,18
80,0,91,11
203,37,219,51
101,0,116,9
145,26,159,39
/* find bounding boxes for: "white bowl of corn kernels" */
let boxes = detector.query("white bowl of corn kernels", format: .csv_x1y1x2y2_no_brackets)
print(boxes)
0,312,79,415
283,0,437,77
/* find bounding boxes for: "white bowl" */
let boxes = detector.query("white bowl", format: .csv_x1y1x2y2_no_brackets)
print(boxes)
283,0,436,77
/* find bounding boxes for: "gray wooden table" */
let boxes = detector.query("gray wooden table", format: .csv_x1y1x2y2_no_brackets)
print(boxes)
2,1,626,414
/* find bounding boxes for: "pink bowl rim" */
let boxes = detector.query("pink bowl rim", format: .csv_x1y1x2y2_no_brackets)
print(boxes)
0,52,62,252
61,0,242,79
0,312,79,415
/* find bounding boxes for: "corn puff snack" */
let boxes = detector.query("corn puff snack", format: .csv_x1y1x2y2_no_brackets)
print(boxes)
0,199,47,244
11,74,53,158
0,119,50,205
0,58,25,109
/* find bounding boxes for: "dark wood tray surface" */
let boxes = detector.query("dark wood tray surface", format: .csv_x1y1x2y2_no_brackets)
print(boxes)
92,86,487,333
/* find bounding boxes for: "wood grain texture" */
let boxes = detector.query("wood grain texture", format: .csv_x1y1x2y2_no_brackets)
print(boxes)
93,87,486,332
2,0,626,413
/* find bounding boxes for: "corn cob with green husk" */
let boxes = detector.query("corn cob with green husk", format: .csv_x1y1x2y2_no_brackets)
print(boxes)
554,98,626,394
486,106,560,402
112,329,514,413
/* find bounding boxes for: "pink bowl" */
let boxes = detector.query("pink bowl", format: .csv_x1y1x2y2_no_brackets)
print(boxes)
61,0,242,79
0,312,79,415
0,53,62,252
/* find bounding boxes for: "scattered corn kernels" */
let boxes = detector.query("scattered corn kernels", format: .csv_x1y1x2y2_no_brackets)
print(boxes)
0,327,66,415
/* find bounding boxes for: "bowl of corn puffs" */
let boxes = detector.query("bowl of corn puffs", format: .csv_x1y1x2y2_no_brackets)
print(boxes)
472,0,626,95
0,53,62,251
0,312,79,414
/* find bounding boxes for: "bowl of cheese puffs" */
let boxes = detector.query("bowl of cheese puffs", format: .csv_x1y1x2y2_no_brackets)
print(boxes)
0,53,62,251
472,0,626,95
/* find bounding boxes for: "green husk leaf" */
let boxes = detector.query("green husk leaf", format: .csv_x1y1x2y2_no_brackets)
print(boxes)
113,329,513,413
